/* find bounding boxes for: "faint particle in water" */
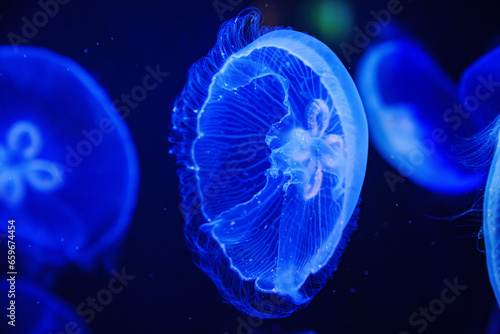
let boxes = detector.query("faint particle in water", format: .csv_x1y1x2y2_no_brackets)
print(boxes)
170,9,368,318
0,46,139,270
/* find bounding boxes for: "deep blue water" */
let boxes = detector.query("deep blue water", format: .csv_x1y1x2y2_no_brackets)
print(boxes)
1,0,500,333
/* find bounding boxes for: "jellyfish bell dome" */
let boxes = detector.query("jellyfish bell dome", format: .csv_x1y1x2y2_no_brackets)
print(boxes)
0,46,139,268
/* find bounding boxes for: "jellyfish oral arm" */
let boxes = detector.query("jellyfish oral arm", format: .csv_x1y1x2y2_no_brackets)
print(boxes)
270,127,346,200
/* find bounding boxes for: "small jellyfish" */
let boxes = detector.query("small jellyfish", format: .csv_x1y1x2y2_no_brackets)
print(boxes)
0,280,90,333
356,39,492,194
170,10,368,317
0,46,139,269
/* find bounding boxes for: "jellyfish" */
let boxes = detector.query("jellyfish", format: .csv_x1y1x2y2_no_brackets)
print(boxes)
0,280,90,333
170,10,368,318
356,39,494,194
473,46,500,309
0,46,139,269
485,128,500,313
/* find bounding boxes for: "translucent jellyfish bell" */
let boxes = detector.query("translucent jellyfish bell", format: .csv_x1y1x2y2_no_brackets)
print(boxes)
0,46,139,268
356,39,490,194
170,10,368,317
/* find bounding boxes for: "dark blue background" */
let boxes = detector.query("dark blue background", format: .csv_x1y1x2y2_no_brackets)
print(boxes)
1,0,500,333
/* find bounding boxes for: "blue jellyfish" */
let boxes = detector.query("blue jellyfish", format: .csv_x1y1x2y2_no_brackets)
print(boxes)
170,10,368,318
356,39,492,194
0,46,139,269
0,280,90,333
483,119,500,311
474,46,500,309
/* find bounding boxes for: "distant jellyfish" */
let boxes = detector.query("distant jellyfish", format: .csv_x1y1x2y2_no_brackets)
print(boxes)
0,46,139,269
170,9,368,318
0,280,90,333
356,39,492,194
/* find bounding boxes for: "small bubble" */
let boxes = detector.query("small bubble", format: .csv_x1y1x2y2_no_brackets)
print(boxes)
84,48,89,53
350,288,355,293
364,271,368,275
